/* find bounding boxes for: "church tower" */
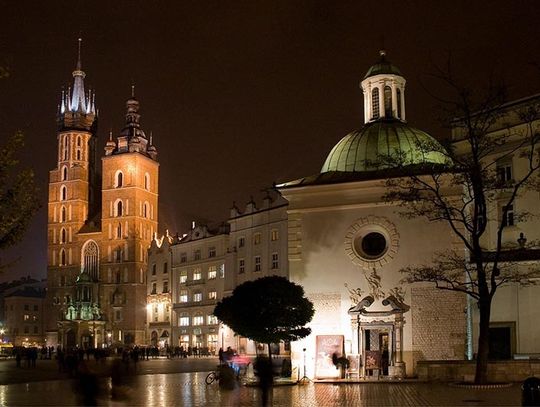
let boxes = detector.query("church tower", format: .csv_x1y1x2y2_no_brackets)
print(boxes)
46,39,99,340
46,40,159,348
100,90,159,345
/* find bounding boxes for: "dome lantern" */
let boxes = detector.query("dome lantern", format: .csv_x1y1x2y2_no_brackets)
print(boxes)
361,50,406,123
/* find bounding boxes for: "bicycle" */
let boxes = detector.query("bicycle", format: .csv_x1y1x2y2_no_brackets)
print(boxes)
205,370,219,385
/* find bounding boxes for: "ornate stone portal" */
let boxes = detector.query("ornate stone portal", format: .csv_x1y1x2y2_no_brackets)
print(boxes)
348,295,410,378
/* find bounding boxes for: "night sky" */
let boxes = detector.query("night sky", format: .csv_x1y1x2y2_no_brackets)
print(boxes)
1,1,539,282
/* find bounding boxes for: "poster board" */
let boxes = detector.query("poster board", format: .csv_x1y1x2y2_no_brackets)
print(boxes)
315,335,344,379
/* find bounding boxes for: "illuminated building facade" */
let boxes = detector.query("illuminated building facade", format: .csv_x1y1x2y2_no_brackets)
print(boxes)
170,224,229,354
277,52,540,379
45,40,159,348
147,233,173,347
4,286,46,347
277,51,464,378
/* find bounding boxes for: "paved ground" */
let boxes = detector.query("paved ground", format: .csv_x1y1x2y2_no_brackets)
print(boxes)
0,358,524,406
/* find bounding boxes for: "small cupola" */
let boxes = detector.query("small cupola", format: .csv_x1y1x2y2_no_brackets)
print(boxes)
360,50,406,123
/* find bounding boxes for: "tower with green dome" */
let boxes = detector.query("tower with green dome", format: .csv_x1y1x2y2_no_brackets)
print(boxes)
320,50,450,175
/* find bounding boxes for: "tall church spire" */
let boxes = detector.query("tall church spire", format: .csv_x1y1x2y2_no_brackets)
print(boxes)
57,38,97,132
71,38,87,112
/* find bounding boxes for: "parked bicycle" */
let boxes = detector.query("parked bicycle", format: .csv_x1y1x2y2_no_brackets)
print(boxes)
205,369,220,385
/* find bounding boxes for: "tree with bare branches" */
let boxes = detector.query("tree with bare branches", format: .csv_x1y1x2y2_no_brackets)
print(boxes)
383,68,540,384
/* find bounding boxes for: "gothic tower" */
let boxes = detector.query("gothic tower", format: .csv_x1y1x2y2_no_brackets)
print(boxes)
46,40,159,348
100,91,159,345
46,39,101,344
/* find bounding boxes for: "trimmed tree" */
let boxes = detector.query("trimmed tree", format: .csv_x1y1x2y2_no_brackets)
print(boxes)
213,276,314,358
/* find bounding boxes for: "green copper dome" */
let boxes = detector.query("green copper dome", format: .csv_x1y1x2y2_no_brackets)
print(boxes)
321,120,450,173
364,50,402,79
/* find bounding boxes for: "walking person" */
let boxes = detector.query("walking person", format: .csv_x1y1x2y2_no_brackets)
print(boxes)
254,356,273,407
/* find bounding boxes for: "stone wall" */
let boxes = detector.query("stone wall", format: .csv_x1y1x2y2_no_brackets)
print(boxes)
411,287,467,370
417,360,540,382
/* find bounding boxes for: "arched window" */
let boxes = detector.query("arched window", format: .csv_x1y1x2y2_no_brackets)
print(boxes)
60,206,67,223
60,228,67,243
143,202,148,218
396,88,402,119
82,240,99,280
60,185,67,201
115,171,123,188
62,166,68,181
117,223,122,239
384,86,392,117
116,200,123,217
372,88,380,119
63,136,68,160
60,249,66,266
77,136,81,147
76,150,81,160
144,173,150,191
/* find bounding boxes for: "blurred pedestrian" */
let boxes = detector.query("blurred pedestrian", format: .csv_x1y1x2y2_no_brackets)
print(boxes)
254,356,273,407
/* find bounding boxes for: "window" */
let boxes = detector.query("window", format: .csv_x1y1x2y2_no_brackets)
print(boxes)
207,315,218,325
208,266,217,280
219,264,225,278
193,292,202,302
193,315,204,326
144,173,150,191
179,290,188,303
253,233,261,245
116,223,122,239
143,202,148,218
271,229,279,241
163,281,169,293
23,314,30,321
238,237,245,248
180,252,187,263
194,249,201,261
61,206,66,222
116,200,123,217
239,259,245,274
62,166,68,181
384,85,392,117
24,304,29,311
179,316,189,326
60,249,66,266
116,171,123,188
34,326,38,334
502,204,515,227
33,305,38,311
397,88,402,118
115,310,122,321
271,253,279,269
163,262,168,274
77,136,81,147
60,185,67,201
152,264,156,275
254,256,261,272
209,247,216,258
193,268,202,280
24,326,29,334
497,162,513,183
180,272,187,284
60,228,67,243
154,305,158,313
372,88,380,119
208,291,217,300
151,282,157,294
76,150,81,160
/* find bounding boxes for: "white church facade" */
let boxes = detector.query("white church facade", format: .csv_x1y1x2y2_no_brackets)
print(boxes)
277,51,540,379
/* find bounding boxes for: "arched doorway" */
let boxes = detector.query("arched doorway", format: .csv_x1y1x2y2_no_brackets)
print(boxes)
65,329,76,349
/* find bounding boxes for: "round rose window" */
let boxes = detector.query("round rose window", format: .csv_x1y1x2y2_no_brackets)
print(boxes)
358,232,387,259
